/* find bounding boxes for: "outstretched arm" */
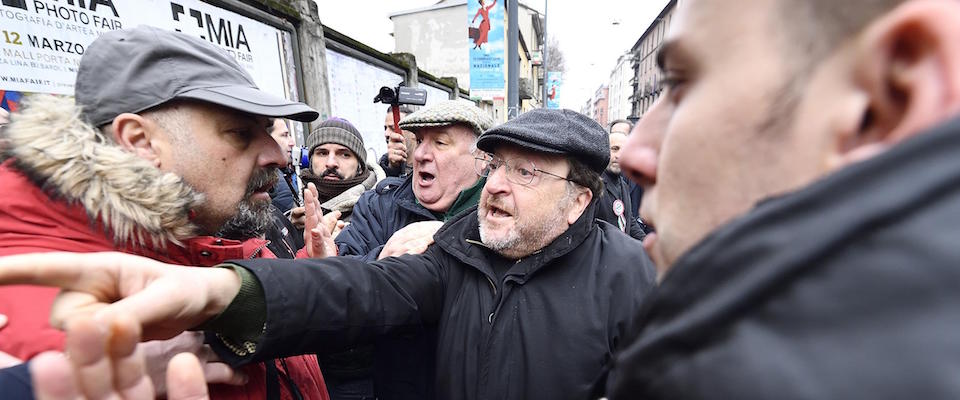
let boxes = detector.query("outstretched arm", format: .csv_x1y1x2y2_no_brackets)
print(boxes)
0,252,241,341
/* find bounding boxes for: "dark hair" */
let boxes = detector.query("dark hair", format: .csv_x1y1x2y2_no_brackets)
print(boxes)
566,158,603,200
608,119,633,133
386,105,415,115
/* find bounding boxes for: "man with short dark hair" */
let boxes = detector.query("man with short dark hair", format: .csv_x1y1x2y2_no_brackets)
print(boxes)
380,105,417,177
607,0,960,398
608,119,632,135
269,118,301,213
2,109,657,400
595,129,645,240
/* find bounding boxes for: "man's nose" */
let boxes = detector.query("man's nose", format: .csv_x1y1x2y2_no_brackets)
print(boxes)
414,141,431,163
259,132,287,168
483,163,510,195
620,98,667,189
325,153,339,168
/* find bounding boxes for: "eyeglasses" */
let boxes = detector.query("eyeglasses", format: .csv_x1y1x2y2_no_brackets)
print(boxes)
474,152,573,186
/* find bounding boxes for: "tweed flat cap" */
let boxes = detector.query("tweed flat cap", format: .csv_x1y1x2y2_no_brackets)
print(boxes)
477,109,610,174
399,100,493,136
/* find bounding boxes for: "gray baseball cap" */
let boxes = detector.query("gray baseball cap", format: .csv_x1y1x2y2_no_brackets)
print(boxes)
75,25,318,127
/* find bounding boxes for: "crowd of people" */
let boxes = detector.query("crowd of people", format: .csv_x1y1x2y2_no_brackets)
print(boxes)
3,0,960,398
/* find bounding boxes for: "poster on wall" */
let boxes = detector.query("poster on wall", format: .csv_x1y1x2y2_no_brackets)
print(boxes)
546,71,561,109
0,0,287,98
467,0,503,100
325,48,405,162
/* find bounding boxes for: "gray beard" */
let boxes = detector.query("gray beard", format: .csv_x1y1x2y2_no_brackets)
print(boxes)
214,199,275,241
214,167,278,241
478,187,576,258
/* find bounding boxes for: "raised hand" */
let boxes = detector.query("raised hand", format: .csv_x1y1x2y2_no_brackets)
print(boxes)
303,182,341,258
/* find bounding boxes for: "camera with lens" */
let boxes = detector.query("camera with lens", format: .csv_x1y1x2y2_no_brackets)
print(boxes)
374,84,428,107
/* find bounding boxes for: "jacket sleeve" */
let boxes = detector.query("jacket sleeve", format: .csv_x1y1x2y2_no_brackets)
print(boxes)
213,248,447,366
622,180,647,241
335,189,391,262
0,364,32,400
627,213,647,241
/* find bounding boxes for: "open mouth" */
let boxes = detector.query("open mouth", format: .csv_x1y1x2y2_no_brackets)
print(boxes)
487,204,512,218
418,171,436,184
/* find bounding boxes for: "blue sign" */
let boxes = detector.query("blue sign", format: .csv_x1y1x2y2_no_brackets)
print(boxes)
468,0,504,99
546,72,562,109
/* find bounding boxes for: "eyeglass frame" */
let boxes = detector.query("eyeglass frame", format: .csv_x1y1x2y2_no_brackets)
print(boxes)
473,152,575,186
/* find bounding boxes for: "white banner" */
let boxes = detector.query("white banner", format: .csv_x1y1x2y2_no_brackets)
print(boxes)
0,0,286,97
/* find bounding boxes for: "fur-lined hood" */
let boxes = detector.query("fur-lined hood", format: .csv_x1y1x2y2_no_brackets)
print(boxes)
0,95,203,246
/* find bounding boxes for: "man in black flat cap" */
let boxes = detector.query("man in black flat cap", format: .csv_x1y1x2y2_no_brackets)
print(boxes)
3,109,657,400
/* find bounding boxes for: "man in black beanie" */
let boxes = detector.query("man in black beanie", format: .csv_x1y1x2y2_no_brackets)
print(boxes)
292,118,385,225
1,109,657,400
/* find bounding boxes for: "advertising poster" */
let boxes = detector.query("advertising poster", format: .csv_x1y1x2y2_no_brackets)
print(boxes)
0,0,286,98
1,89,23,111
546,71,561,109
467,0,503,100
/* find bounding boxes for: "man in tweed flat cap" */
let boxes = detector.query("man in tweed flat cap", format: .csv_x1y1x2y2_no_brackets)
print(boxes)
314,100,491,399
333,100,494,262
2,107,656,400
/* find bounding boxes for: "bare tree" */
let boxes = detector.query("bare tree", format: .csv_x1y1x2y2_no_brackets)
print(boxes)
545,37,566,74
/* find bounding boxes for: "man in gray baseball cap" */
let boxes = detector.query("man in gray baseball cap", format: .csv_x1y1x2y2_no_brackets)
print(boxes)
0,25,325,398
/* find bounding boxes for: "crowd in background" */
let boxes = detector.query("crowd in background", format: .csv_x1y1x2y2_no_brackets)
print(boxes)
4,0,960,399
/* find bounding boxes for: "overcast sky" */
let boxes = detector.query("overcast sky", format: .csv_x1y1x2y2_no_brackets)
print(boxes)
314,0,671,110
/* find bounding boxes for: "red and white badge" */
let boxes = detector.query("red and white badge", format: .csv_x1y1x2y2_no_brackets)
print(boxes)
613,200,626,232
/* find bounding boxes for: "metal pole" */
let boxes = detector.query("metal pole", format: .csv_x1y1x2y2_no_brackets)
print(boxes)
507,0,520,119
542,0,548,108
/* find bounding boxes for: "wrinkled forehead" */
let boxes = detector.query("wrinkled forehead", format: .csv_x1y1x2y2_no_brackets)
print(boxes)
415,124,476,141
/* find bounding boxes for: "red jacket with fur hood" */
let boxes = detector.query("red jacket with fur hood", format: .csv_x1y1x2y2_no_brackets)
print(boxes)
0,96,328,400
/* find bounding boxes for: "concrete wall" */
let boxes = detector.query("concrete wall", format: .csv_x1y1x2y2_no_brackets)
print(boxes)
324,48,405,163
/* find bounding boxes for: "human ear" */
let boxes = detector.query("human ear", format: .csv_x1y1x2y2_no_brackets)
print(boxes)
565,186,593,225
110,113,162,168
836,1,960,167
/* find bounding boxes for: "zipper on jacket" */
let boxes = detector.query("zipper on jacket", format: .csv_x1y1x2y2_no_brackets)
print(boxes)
249,242,268,259
215,332,258,356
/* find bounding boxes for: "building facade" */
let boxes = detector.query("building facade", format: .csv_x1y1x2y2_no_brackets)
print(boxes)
391,0,544,122
607,52,633,123
630,0,676,118
592,85,609,128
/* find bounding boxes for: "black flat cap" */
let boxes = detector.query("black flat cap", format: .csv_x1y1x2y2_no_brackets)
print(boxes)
477,109,610,174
